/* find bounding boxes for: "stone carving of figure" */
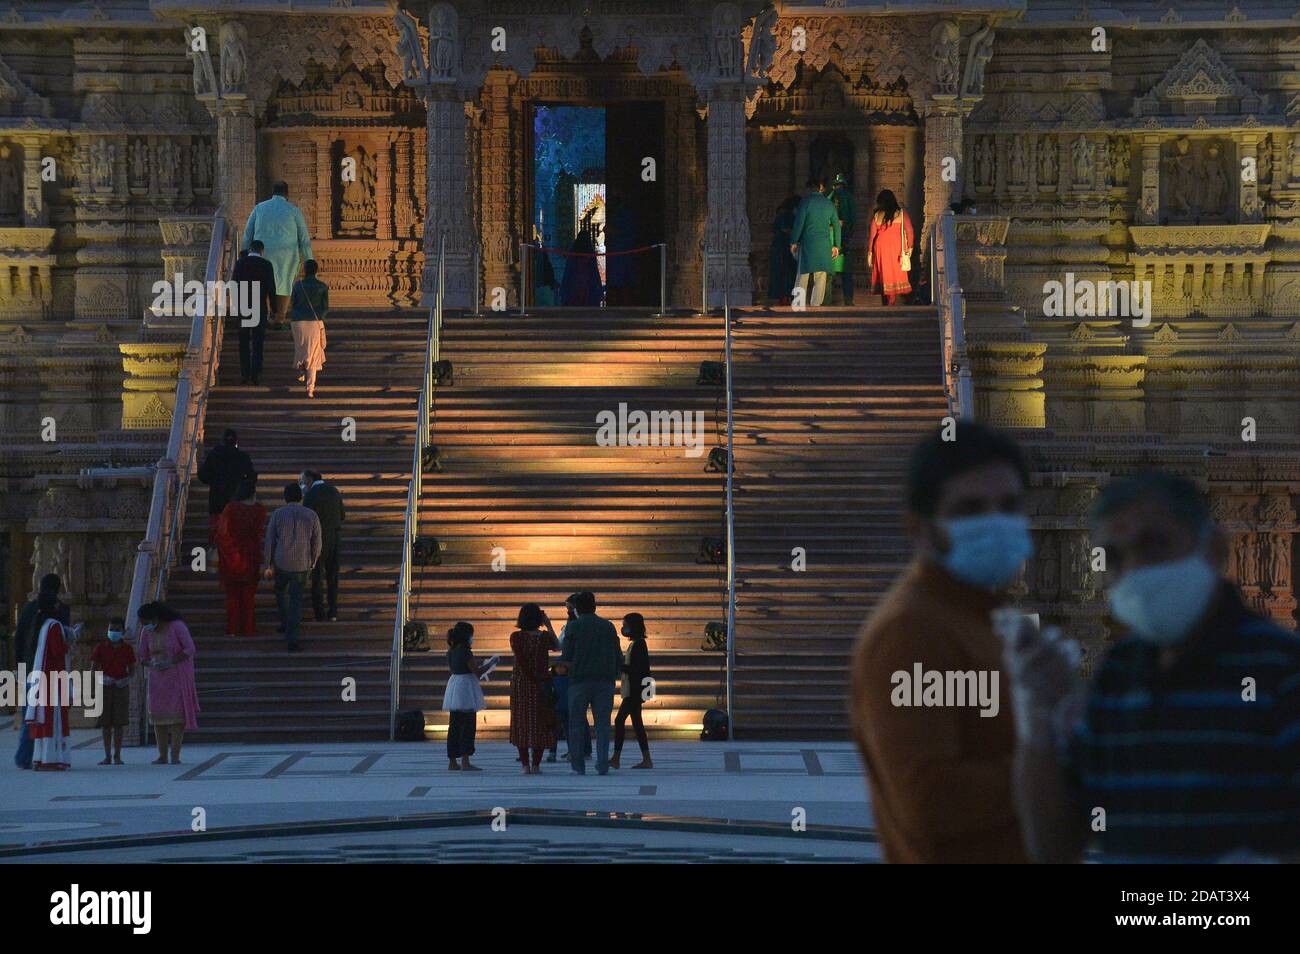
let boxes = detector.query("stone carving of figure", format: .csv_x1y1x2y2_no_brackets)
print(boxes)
746,3,778,82
961,21,995,98
1268,533,1292,590
428,2,458,81
1258,136,1272,185
192,137,213,191
90,139,115,191
1110,137,1130,186
1008,135,1027,186
342,80,364,109
187,26,217,98
115,536,137,598
1290,136,1300,184
931,20,961,96
55,536,72,592
219,22,248,96
1039,135,1058,186
394,8,427,83
340,146,378,234
1166,137,1196,215
1071,136,1094,187
1202,142,1228,214
89,537,109,594
0,146,19,217
713,3,743,80
129,138,148,187
975,136,995,187
1236,534,1260,586
29,536,47,595
156,138,180,190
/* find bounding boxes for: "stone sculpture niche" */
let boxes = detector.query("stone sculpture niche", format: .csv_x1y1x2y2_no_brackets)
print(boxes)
1162,136,1233,224
335,141,378,237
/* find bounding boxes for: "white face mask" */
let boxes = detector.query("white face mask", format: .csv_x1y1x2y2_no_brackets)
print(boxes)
1107,553,1218,646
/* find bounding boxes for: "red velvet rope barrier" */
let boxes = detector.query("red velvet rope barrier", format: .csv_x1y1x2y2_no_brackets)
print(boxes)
526,243,662,258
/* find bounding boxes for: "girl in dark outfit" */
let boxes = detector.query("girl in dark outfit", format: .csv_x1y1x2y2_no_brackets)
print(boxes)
610,612,653,770
441,622,489,771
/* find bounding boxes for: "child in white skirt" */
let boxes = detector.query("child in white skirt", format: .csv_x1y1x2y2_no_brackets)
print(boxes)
443,622,488,771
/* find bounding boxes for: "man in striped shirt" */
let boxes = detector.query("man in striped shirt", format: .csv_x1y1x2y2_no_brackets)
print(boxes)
1013,472,1300,861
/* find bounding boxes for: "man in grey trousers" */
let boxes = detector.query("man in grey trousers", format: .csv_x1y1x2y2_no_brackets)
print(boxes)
560,591,622,775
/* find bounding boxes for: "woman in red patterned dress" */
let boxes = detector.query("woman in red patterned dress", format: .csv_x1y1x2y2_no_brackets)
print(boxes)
509,604,559,774
867,189,915,306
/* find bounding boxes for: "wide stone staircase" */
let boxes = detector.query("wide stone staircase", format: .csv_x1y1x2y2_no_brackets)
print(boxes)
399,310,730,739
728,307,949,739
163,304,948,743
165,309,424,742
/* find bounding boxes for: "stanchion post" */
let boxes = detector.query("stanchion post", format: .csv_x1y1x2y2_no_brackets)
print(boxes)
518,243,528,318
655,243,669,317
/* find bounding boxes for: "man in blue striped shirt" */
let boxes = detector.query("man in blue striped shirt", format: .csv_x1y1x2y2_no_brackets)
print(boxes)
1012,472,1300,862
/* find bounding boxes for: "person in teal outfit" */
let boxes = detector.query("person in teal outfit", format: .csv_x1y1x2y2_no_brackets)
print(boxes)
789,175,841,308
242,182,313,327
829,172,857,305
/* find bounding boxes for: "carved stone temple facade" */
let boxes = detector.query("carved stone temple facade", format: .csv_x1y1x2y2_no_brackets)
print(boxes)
1,1,1298,688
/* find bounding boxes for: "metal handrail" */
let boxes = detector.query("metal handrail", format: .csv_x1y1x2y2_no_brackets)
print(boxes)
124,206,233,744
389,231,445,739
932,210,974,419
721,232,736,737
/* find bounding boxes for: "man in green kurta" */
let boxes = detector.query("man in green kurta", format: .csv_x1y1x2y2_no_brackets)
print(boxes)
789,176,841,308
829,172,857,305
242,182,313,326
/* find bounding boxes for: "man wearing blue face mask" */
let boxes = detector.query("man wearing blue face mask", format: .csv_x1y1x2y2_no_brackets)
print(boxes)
851,420,1033,863
1012,472,1300,862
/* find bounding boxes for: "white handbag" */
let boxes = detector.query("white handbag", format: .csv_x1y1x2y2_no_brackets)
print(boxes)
898,215,912,272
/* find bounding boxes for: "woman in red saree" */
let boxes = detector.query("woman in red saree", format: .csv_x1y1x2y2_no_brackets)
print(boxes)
215,479,267,637
867,189,914,305
26,595,75,771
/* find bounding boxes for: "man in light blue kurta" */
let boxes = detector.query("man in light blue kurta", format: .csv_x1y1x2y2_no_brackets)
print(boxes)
242,182,313,325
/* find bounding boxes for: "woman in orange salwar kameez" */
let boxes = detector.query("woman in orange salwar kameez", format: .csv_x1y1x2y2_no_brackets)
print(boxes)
867,189,914,306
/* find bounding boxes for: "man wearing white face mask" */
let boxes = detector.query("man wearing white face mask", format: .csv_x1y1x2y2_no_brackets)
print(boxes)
851,421,1033,863
1012,472,1300,862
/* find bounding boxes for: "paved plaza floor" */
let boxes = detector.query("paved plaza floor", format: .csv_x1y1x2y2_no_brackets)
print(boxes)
0,729,879,862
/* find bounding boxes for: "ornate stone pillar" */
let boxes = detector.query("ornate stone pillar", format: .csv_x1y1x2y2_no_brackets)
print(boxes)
1239,133,1263,223
704,82,753,308
376,132,395,242
1137,135,1161,225
17,135,46,227
423,87,473,307
312,134,333,241
214,100,257,237
481,71,515,308
922,100,964,254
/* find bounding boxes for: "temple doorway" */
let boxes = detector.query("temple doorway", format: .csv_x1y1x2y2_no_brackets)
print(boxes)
525,100,666,308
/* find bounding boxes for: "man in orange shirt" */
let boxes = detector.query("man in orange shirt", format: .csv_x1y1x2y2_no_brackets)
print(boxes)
851,420,1033,862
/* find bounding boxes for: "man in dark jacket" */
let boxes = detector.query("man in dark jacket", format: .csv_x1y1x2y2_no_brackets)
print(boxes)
231,240,277,385
301,469,345,622
560,591,622,775
197,429,256,548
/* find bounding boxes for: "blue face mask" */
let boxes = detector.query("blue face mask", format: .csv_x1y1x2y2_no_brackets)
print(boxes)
1108,553,1217,646
107,629,123,643
939,512,1033,589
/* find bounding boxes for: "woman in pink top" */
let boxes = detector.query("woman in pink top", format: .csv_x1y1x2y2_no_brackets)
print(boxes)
137,601,200,765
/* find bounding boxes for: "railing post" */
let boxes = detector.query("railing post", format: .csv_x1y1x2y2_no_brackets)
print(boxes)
472,241,482,318
654,242,668,317
722,230,736,739
518,243,528,318
700,239,708,316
